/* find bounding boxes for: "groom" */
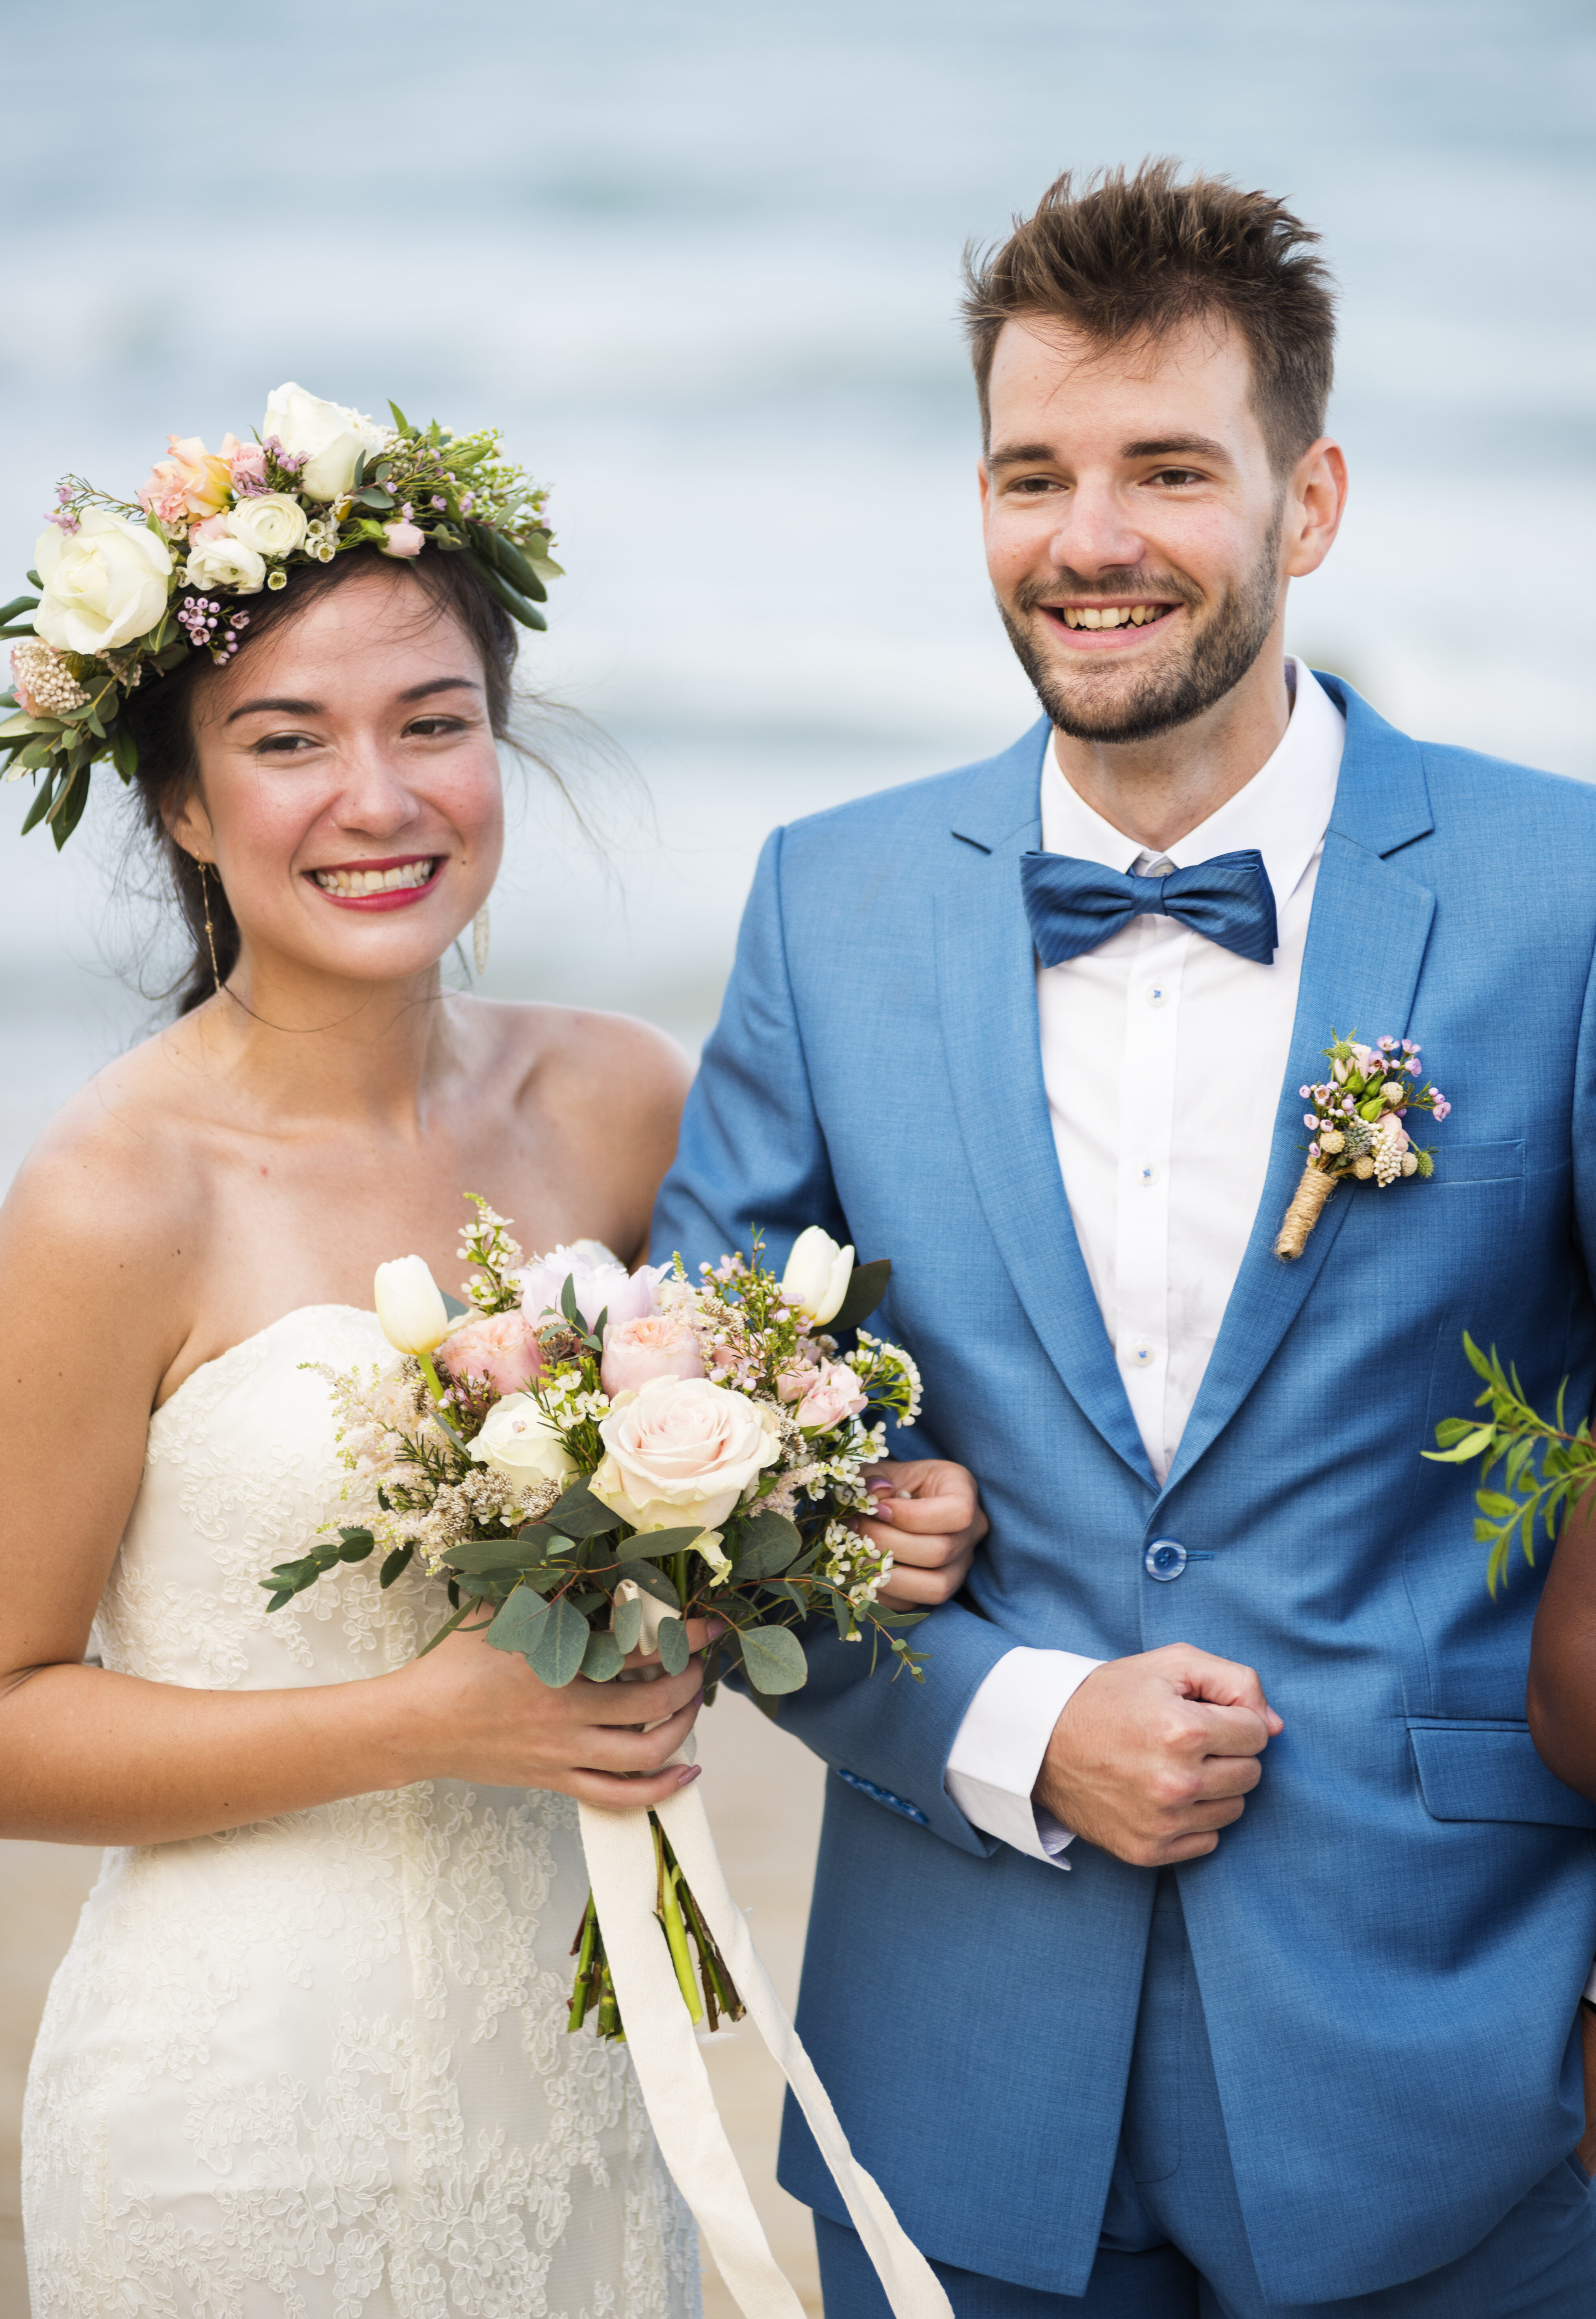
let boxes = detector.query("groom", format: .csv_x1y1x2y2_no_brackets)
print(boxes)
652,162,1596,2312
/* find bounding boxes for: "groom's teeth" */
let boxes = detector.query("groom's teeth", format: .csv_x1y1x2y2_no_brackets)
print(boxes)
1060,604,1168,630
313,860,437,896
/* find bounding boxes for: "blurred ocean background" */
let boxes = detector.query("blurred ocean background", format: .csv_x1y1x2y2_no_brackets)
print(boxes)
0,0,1591,1176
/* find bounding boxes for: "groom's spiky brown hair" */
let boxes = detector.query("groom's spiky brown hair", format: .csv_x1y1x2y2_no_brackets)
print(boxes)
962,159,1337,475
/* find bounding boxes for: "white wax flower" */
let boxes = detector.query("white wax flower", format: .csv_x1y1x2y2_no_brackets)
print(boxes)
780,1225,855,1327
373,1255,450,1356
33,510,172,654
263,381,388,502
471,1392,579,1490
225,492,308,559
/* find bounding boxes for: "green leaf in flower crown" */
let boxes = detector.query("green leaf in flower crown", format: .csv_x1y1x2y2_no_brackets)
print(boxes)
50,766,91,849
466,551,548,632
464,519,548,602
582,1629,624,1682
485,1585,550,1659
613,1558,682,1606
388,401,414,437
611,1591,644,1655
655,1613,690,1676
739,1624,809,1695
828,1258,892,1336
547,1480,622,1537
0,595,39,626
110,721,138,781
732,1509,803,1581
529,1594,591,1687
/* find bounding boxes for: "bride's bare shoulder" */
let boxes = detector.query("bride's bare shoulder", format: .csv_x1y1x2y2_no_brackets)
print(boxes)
474,996,693,1122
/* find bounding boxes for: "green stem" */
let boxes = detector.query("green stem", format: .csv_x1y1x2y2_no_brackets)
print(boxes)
418,1351,446,1403
412,1597,477,1660
653,1820,703,2024
671,1550,689,1607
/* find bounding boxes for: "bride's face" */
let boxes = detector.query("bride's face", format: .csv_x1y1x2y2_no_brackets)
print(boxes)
173,566,504,988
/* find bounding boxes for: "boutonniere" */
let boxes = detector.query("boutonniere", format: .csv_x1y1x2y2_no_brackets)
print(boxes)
1274,1032,1451,1260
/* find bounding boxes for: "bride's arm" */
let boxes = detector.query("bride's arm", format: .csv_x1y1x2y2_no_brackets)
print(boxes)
0,1119,708,1846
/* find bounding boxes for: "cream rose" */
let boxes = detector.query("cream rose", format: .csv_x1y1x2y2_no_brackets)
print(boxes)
225,492,308,559
590,1374,781,1537
263,381,388,502
183,529,267,594
471,1392,578,1492
34,511,172,654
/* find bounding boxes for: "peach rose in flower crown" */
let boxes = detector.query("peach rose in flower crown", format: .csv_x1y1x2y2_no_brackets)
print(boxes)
440,1310,542,1398
590,1375,781,1537
793,1358,868,1433
600,1314,706,1398
136,435,232,528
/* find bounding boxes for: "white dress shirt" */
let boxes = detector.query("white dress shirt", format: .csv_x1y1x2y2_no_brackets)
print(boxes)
945,662,1347,1862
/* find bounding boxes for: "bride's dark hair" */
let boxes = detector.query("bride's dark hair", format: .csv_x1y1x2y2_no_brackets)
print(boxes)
123,548,520,1016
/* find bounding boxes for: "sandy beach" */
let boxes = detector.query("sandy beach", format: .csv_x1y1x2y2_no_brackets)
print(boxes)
0,1688,826,2318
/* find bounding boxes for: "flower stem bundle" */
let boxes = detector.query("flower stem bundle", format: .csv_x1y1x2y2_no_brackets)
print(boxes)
1275,1031,1449,1259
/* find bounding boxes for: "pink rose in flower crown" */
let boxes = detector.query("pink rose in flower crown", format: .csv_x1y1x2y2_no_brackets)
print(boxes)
600,1314,706,1397
136,435,232,528
793,1358,868,1433
516,1240,663,1337
381,520,425,558
590,1375,782,1537
223,435,269,494
439,1310,542,1398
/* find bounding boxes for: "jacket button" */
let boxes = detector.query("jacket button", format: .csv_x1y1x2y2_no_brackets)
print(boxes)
1145,1539,1187,1581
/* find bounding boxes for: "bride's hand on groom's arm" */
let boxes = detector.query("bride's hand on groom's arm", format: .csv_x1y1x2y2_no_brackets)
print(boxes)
1033,1644,1284,1867
381,1617,726,1811
858,1461,989,1609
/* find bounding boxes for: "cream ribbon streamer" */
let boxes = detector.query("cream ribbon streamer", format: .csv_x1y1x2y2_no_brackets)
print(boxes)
577,1781,954,2319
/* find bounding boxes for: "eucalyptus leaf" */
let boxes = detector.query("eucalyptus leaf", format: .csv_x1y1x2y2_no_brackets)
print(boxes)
581,1629,625,1682
739,1624,809,1695
447,1540,539,1575
624,1526,706,1561
656,1613,690,1676
612,1558,682,1606
547,1480,622,1538
485,1585,550,1659
829,1258,892,1335
611,1592,643,1654
529,1594,591,1687
732,1510,802,1581
379,1544,414,1589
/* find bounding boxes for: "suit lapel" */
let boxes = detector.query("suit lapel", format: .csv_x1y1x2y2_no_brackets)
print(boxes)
935,725,1157,1491
1160,684,1437,1497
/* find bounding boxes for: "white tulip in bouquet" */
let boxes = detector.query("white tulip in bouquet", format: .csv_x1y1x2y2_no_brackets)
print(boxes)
265,1197,924,2037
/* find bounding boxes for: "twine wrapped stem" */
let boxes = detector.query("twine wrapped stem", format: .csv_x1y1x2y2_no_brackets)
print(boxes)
1274,1164,1338,1260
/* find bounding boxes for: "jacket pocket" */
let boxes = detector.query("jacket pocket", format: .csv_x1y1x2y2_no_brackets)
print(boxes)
1428,1138,1525,1187
1407,1717,1596,1828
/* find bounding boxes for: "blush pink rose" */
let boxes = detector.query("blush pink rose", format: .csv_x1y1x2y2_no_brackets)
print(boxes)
601,1314,706,1398
591,1375,782,1535
775,1359,817,1404
794,1358,868,1433
381,520,425,557
136,434,232,526
440,1310,543,1398
223,434,269,493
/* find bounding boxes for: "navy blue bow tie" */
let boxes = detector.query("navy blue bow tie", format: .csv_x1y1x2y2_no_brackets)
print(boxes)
1020,846,1279,966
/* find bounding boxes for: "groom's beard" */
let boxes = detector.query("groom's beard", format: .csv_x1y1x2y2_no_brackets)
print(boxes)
996,505,1284,745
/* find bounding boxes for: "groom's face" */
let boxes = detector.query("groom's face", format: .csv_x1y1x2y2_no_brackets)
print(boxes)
978,314,1297,743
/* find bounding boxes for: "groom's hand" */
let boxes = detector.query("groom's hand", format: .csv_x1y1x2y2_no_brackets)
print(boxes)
1033,1643,1283,1866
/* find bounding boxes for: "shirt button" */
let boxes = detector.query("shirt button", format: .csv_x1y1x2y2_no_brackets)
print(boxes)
1126,1342,1156,1369
1145,1539,1188,1581
1137,1163,1159,1188
1145,981,1169,1008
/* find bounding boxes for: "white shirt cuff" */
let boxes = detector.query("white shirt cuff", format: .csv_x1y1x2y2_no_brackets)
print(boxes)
945,1646,1103,1866
1583,1958,1596,2007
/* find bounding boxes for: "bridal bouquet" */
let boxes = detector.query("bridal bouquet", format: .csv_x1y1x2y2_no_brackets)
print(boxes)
262,1196,925,2036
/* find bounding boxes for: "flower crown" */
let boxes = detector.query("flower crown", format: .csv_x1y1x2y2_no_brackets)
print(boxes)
0,382,561,847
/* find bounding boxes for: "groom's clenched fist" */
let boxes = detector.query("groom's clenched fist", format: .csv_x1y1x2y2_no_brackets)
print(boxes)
1033,1644,1284,1866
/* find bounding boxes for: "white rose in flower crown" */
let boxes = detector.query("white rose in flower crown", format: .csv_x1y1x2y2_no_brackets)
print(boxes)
33,510,172,654
471,1392,579,1491
263,381,388,502
591,1375,782,1537
183,528,267,594
225,492,308,559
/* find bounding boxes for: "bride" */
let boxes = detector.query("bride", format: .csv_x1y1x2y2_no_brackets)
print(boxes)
1,389,981,2318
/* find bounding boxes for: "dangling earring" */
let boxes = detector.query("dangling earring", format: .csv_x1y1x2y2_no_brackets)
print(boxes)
473,902,491,976
197,859,223,997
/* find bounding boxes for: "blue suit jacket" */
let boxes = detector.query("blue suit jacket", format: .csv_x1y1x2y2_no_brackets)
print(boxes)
650,682,1596,2302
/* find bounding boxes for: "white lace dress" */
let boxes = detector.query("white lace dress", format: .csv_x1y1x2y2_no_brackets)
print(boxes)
22,1304,699,2319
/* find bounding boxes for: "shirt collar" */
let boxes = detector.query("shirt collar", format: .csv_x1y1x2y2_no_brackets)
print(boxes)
1039,658,1347,909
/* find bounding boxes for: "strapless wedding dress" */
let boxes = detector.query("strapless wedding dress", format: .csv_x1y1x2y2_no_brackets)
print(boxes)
22,1304,698,2319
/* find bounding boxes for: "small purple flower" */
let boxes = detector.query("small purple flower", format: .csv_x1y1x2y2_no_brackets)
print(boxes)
1300,1085,1312,1099
1303,1113,1320,1130
1378,1035,1397,1051
1308,1142,1321,1158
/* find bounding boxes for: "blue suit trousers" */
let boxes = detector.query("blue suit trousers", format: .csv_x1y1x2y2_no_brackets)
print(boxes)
815,1878,1596,2317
